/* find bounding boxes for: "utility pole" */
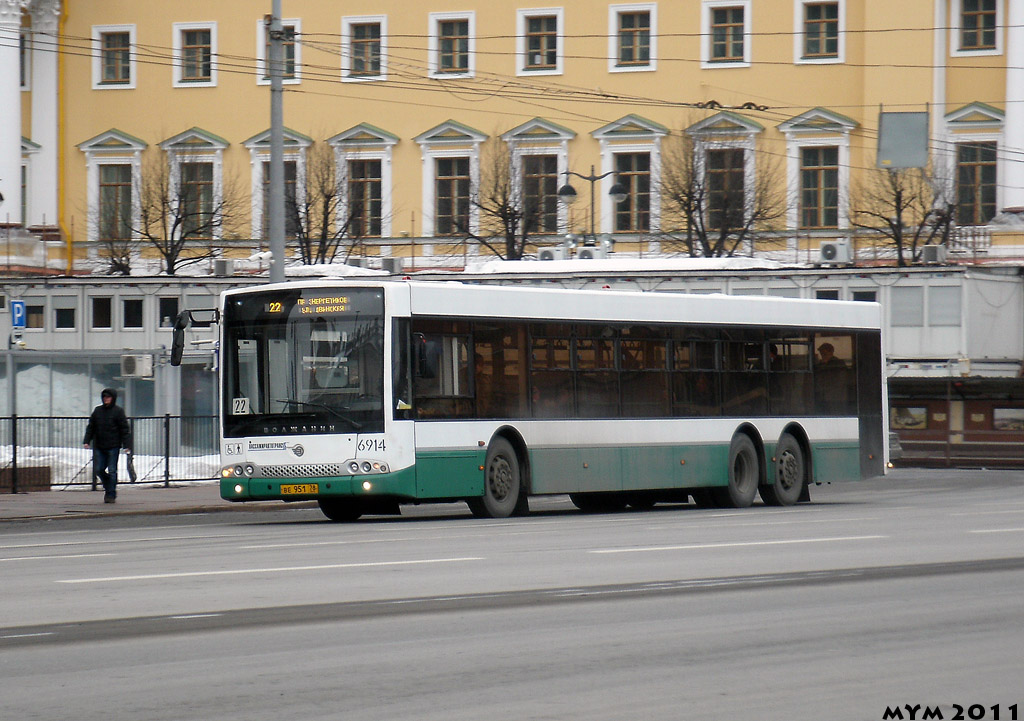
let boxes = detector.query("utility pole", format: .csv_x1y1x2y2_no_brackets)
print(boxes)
266,1,285,283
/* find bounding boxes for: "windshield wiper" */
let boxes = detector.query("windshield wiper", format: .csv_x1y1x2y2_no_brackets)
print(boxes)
275,399,363,431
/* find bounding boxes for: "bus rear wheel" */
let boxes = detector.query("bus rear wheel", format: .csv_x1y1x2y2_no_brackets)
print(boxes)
468,438,525,519
760,433,805,506
318,498,363,522
713,433,760,508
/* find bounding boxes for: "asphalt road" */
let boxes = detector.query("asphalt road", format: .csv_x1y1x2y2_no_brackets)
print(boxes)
1,469,1022,721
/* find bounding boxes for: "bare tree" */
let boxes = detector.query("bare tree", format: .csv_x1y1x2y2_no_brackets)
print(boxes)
94,209,133,275
460,139,550,261
288,141,362,265
133,152,245,275
659,131,786,257
851,165,955,267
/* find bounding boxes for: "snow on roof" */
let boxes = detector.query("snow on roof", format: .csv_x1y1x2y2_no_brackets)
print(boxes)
285,263,389,277
463,257,787,274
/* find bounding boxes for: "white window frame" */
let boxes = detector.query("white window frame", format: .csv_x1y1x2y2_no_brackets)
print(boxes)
950,0,1003,57
248,152,307,241
598,142,662,234
509,146,569,235
91,296,114,332
335,149,394,239
166,152,225,241
418,147,481,238
692,136,757,227
951,132,1003,225
783,134,850,231
91,24,137,90
516,8,565,77
84,155,142,243
173,21,218,88
342,15,388,82
793,0,845,65
701,0,752,68
428,12,476,79
256,18,302,85
943,104,1004,220
52,296,78,333
121,296,146,332
608,3,657,73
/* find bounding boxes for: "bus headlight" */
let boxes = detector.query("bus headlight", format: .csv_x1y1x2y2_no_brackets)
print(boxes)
244,464,255,476
234,484,244,494
348,461,360,474
362,481,372,491
234,465,245,477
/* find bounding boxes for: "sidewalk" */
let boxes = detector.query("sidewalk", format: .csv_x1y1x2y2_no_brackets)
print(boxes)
0,482,315,522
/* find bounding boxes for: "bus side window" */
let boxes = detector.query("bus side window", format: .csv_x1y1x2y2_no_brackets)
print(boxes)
413,333,473,417
414,332,439,379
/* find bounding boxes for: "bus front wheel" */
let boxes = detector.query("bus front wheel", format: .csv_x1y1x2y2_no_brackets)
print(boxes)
468,438,524,519
318,499,363,522
713,434,760,508
760,433,805,506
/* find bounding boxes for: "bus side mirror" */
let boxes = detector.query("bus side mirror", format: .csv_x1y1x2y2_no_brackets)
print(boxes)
170,311,190,366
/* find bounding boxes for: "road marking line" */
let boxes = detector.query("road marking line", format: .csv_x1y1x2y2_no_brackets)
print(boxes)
0,534,245,551
0,553,114,562
969,528,1024,534
0,632,55,640
590,535,887,554
952,509,1024,517
56,557,484,584
167,614,224,620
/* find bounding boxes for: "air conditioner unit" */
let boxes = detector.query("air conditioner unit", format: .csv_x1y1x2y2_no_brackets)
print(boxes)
538,247,567,261
213,258,234,276
346,258,366,268
921,244,948,264
381,257,404,274
121,354,154,378
817,239,852,265
576,245,607,260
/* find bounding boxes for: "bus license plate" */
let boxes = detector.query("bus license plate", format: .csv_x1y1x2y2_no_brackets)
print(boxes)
281,483,319,495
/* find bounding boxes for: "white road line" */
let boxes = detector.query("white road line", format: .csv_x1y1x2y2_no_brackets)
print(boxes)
968,528,1024,534
56,556,484,584
951,509,1024,517
0,553,114,562
167,614,224,620
0,534,245,551
591,535,887,554
0,632,55,640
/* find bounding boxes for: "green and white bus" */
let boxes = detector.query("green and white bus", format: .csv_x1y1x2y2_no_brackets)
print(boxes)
184,279,885,521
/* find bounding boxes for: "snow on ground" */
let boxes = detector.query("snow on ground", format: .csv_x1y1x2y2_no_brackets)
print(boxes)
2,445,220,487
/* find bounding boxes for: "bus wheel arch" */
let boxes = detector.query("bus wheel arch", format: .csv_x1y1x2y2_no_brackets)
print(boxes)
467,429,530,518
713,425,764,508
761,424,811,507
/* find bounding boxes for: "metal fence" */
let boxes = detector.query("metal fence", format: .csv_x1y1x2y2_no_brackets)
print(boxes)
1,415,219,492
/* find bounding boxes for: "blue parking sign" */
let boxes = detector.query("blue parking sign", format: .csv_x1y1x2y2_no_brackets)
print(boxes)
10,300,26,328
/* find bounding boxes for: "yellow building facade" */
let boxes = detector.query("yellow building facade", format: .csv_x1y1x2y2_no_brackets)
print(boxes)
4,0,1023,271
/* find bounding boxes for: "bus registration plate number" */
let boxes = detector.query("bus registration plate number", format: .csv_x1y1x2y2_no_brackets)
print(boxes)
281,483,319,495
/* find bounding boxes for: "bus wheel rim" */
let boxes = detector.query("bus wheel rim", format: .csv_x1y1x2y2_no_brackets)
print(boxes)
489,457,512,501
778,449,799,490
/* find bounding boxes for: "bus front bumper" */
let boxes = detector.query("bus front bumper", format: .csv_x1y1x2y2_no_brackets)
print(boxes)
221,465,418,502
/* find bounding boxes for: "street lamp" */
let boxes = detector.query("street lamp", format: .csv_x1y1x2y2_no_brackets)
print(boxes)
557,165,628,243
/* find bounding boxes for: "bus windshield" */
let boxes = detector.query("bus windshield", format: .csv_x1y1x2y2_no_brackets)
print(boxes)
221,287,385,437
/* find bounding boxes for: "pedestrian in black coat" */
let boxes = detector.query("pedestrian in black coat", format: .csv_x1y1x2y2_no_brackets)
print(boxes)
83,388,131,503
